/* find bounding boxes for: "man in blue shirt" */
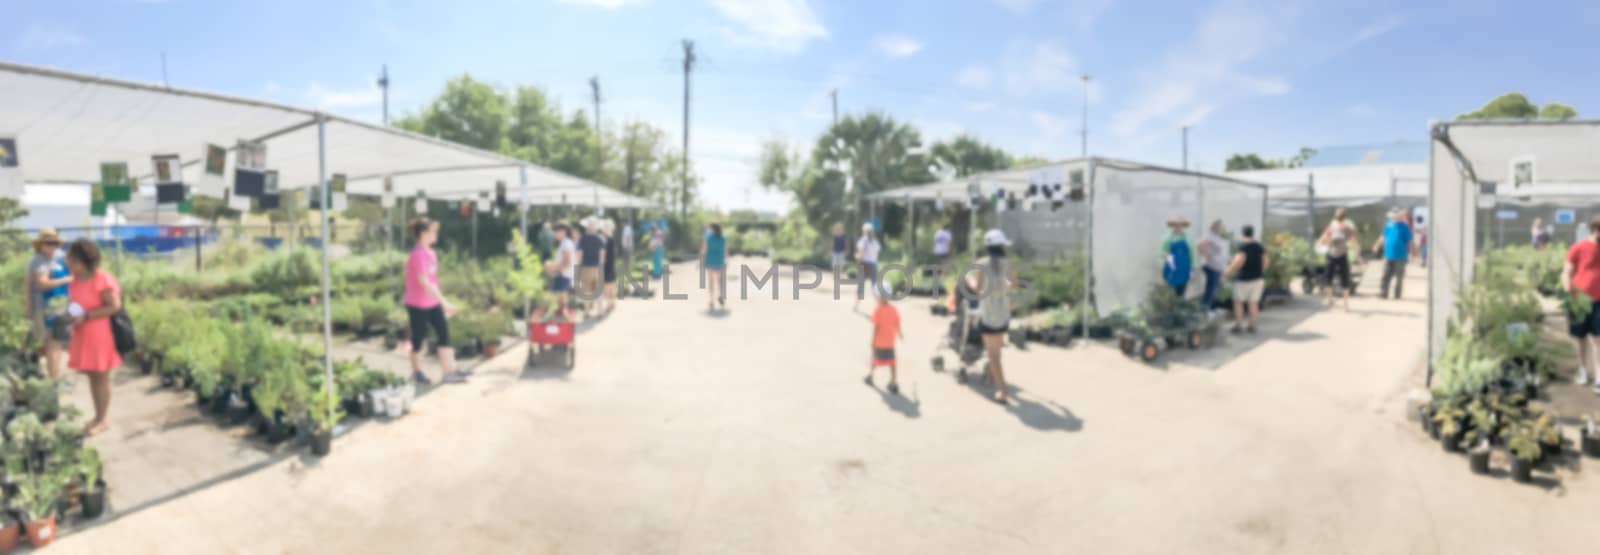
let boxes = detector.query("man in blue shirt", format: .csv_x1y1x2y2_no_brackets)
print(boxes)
1162,216,1194,298
1371,209,1415,299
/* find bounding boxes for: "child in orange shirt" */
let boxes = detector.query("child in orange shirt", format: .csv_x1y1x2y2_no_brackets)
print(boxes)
865,285,904,394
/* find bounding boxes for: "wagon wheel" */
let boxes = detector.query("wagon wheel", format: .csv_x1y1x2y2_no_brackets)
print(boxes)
931,356,945,372
525,349,536,369
563,344,576,370
1119,336,1136,355
1301,277,1316,295
1187,331,1203,350
1140,341,1160,362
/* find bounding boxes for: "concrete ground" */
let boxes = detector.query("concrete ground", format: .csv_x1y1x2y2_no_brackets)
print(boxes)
51,258,1600,554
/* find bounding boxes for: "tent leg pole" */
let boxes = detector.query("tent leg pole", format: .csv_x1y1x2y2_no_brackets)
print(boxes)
315,114,335,421
519,166,530,319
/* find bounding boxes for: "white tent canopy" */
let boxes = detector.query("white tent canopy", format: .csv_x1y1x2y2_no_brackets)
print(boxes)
0,61,645,205
869,161,1074,202
1428,119,1600,371
1229,164,1426,215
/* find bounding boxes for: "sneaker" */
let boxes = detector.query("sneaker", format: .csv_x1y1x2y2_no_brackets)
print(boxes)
1578,367,1591,385
1247,325,1258,334
888,383,900,395
863,375,873,387
411,370,431,386
1230,324,1244,334
441,371,469,384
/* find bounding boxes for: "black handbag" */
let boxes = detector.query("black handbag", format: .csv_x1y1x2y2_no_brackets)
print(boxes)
110,308,137,355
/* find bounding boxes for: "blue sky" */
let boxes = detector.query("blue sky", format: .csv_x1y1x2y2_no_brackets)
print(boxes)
7,0,1599,213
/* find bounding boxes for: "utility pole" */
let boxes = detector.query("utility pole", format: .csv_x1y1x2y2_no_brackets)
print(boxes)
379,65,390,125
160,52,170,87
590,76,603,172
680,39,696,220
1080,74,1091,157
831,89,839,126
1181,125,1190,170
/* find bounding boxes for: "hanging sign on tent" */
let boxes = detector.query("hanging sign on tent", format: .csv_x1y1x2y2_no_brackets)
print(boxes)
0,137,20,199
1495,209,1519,221
99,162,132,202
226,189,251,212
311,173,348,211
90,200,107,217
156,183,186,204
264,170,280,195
194,144,228,198
1413,207,1429,227
478,191,492,213
234,168,265,197
1555,209,1575,225
177,198,193,214
381,176,396,208
151,154,181,185
256,193,281,211
236,140,266,170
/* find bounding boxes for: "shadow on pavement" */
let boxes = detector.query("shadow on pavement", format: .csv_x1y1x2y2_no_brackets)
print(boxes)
865,380,921,419
959,376,1083,432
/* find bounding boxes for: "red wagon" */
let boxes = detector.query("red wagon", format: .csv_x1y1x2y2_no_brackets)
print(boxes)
526,312,575,370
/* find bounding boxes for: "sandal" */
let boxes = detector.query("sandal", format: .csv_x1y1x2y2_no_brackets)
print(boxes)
863,375,873,387
888,383,900,395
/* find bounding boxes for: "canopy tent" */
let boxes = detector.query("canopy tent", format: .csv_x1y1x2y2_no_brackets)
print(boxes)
869,157,1267,319
430,183,658,209
0,60,645,410
1427,119,1600,375
1228,164,1426,213
0,61,645,204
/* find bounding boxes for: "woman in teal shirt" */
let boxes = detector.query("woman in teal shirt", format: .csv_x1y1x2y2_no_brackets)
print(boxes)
701,223,728,310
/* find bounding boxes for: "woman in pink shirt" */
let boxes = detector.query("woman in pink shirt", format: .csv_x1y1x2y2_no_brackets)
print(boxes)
64,239,123,436
406,218,465,384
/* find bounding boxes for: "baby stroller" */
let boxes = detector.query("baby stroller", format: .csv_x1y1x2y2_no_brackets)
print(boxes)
930,280,987,383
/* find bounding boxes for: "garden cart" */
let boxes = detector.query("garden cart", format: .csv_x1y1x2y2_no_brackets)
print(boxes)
1299,259,1364,297
526,308,575,370
1111,287,1219,363
931,280,986,383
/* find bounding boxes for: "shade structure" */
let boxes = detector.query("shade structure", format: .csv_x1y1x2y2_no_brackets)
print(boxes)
870,157,1267,317
0,61,644,205
1427,119,1600,372
1229,164,1426,214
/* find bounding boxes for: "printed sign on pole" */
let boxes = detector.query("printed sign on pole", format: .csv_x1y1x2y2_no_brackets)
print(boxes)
152,154,182,185
100,162,132,202
1495,209,1518,221
381,176,396,208
236,140,266,170
1555,209,1576,225
477,191,492,213
264,170,280,195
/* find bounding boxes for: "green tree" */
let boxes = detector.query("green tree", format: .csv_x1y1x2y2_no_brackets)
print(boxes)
399,75,509,151
1012,155,1052,168
929,134,1012,178
1287,147,1318,168
607,120,684,206
1225,153,1279,171
1540,102,1578,120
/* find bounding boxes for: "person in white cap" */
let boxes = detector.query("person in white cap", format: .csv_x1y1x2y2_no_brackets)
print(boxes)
967,229,1019,404
853,222,881,310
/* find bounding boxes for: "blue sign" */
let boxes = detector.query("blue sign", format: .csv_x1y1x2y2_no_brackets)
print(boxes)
1556,209,1576,224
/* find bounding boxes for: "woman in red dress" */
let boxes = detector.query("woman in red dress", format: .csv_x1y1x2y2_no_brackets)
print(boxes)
64,239,122,437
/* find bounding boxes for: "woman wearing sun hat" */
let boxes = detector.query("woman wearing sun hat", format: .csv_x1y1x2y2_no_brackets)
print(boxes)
1162,216,1194,298
968,229,1019,404
25,228,73,378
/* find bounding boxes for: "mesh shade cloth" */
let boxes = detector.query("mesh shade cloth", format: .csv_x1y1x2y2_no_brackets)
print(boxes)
1090,159,1266,315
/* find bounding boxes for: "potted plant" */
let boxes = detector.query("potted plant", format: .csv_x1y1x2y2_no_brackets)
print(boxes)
0,512,18,553
14,473,63,548
1432,402,1466,452
1468,437,1492,475
1583,414,1600,458
1533,413,1562,462
1506,423,1540,484
308,383,344,457
77,447,105,519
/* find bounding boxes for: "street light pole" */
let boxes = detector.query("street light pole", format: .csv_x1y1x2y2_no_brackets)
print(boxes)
1080,74,1091,157
1181,126,1190,170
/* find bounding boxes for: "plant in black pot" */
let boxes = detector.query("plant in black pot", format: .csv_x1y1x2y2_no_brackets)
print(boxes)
77,447,105,519
1468,437,1492,475
1432,403,1466,453
1583,413,1600,458
308,384,343,457
1533,412,1562,462
1506,423,1540,484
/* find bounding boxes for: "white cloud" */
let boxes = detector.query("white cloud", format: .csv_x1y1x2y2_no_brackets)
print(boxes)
956,66,992,90
874,34,923,58
557,0,645,7
1108,0,1294,138
1345,103,1376,118
708,0,828,54
14,23,88,51
305,82,383,110
1065,0,1115,30
1000,40,1077,97
1348,15,1404,48
992,0,1037,14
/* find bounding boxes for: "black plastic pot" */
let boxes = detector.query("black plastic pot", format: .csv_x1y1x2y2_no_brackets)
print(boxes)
1583,434,1600,458
208,392,231,416
1417,405,1432,435
1469,448,1491,474
1510,457,1534,483
1440,429,1463,453
311,430,332,456
80,482,107,519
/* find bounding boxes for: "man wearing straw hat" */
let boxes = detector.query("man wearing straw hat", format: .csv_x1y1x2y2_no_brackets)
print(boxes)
25,228,73,378
1162,216,1195,298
